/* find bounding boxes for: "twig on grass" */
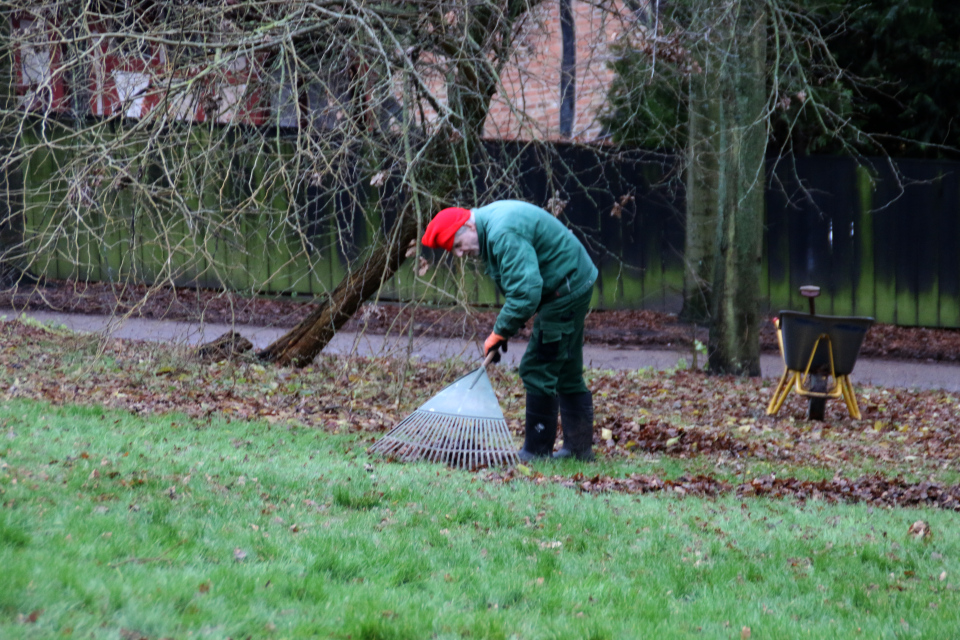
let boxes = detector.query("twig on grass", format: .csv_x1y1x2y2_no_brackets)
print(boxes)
108,541,184,568
108,556,175,568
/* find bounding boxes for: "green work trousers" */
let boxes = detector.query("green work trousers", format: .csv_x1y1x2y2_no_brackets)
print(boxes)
518,289,592,397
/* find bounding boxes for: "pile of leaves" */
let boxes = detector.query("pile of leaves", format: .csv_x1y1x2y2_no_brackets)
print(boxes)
589,368,960,470
4,279,960,360
488,470,960,512
2,317,960,512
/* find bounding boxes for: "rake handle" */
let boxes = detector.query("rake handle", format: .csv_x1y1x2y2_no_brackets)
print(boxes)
466,349,500,391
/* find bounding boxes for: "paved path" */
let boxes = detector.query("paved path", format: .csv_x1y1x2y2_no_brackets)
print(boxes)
4,308,959,392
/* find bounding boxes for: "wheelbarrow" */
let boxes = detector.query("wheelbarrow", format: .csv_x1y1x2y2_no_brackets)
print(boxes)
766,286,874,420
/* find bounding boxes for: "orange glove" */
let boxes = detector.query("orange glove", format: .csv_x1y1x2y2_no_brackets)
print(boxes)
484,332,508,362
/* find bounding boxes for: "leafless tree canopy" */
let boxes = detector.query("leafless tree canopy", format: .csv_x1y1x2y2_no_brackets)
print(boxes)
1,1,895,371
2,0,639,313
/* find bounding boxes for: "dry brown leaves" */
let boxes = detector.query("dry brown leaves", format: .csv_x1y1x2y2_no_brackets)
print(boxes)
588,368,960,474
3,315,960,512
0,320,404,434
485,470,960,511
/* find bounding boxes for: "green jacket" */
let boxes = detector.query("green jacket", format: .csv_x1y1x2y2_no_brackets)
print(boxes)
474,200,597,339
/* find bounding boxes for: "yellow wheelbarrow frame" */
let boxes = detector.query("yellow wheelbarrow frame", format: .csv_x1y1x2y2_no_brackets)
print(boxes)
766,312,873,420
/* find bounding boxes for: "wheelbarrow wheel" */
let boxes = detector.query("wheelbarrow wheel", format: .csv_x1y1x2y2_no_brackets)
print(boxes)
808,375,827,421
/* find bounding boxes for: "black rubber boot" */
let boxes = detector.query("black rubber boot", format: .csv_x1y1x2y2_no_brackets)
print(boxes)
554,392,595,461
518,393,558,462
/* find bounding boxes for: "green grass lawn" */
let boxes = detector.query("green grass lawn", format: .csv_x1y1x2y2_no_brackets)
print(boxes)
3,398,959,640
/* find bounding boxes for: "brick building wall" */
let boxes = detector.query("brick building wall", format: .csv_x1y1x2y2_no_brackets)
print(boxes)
9,4,641,140
482,0,636,142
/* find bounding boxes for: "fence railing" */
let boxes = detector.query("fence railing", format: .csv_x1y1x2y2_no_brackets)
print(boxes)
10,128,960,328
764,155,960,328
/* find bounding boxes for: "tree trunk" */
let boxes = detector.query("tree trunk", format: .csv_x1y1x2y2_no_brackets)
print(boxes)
680,57,722,324
258,205,420,367
257,3,526,367
707,0,768,376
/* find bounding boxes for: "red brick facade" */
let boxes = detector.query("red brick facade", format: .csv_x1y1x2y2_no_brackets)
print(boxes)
482,0,635,142
10,4,638,141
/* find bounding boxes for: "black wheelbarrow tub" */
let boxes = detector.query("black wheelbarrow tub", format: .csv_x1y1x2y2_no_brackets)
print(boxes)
778,311,874,376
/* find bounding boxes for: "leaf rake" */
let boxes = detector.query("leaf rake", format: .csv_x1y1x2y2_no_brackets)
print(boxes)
369,352,518,469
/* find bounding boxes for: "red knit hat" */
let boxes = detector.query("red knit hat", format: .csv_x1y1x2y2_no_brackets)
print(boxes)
422,207,471,252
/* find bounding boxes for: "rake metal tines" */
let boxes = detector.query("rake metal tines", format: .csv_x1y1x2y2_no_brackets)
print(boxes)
369,357,519,470
369,410,519,469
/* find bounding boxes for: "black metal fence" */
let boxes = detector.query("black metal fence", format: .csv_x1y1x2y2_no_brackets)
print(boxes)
12,131,960,328
765,155,960,328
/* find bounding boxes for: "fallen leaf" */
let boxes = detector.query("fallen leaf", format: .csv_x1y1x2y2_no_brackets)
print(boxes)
908,520,931,540
233,547,248,562
741,626,751,639
517,464,532,477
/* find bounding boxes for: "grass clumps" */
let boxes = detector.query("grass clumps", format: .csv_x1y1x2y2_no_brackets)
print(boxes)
332,482,384,510
3,398,960,638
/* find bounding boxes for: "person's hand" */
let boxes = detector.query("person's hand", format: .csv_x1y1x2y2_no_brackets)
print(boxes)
484,332,508,363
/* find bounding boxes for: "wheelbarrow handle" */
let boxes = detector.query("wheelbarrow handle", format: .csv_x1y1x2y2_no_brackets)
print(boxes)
799,284,820,316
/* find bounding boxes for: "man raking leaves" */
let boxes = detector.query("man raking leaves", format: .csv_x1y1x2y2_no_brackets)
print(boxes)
422,200,598,461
